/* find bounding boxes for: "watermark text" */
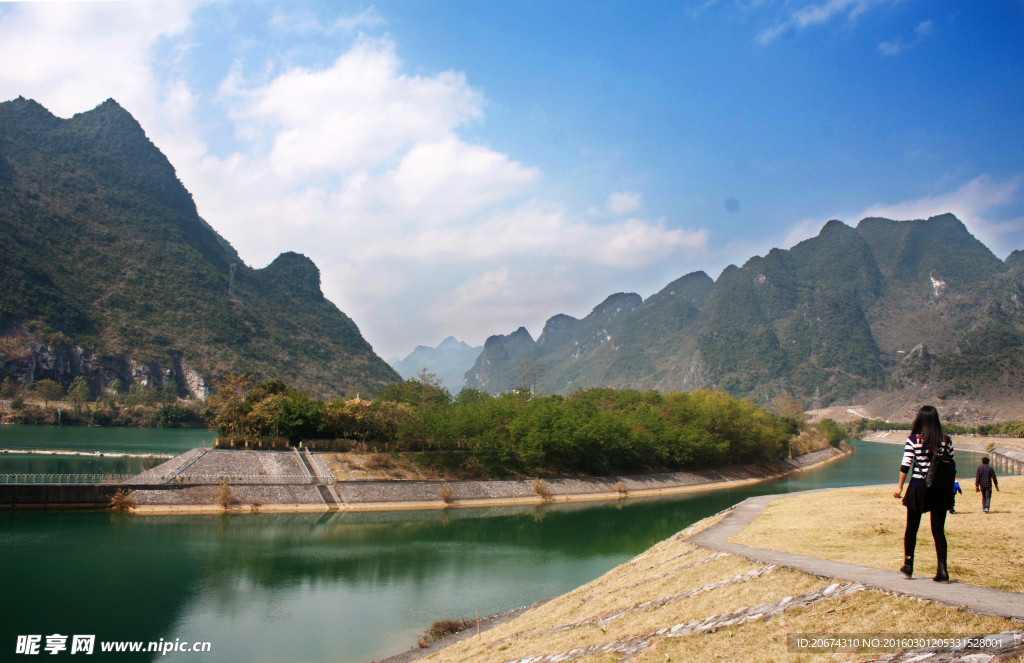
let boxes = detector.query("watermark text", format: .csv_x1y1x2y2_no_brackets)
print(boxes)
16,635,210,655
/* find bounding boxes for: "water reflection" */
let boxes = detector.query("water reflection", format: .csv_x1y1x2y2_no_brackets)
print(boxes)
0,424,213,455
0,452,163,475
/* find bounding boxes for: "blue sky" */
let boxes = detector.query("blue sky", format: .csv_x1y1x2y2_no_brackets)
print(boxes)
1,1,1022,360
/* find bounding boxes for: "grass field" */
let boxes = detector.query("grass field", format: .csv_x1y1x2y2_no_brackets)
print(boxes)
731,477,1024,592
419,510,1022,663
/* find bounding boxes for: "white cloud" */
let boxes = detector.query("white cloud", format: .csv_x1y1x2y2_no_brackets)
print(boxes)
606,190,642,214
351,203,708,268
793,0,873,26
878,19,934,56
269,6,385,34
862,174,1024,256
0,1,202,122
338,136,539,222
219,36,486,179
877,38,907,56
757,0,877,44
189,36,704,275
172,34,543,270
781,217,826,248
428,266,578,343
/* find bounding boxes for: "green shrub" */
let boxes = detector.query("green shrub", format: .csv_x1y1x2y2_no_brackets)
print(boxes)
816,418,846,446
1,377,17,399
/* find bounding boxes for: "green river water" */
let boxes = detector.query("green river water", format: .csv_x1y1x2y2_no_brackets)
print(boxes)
0,426,1005,662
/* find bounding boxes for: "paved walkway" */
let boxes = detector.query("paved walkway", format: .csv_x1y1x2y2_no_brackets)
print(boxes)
687,489,1024,620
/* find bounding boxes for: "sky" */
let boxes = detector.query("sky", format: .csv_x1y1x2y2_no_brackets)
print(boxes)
1,0,1022,360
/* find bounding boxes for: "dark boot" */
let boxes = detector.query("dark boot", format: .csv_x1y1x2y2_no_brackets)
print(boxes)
933,560,949,583
900,555,913,578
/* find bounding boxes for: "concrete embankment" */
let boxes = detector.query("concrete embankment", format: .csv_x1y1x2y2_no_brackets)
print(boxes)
324,446,851,513
0,445,852,512
0,483,124,508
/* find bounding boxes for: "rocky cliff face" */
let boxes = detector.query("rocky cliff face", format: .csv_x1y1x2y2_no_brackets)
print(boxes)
464,328,536,392
0,325,208,398
464,294,644,394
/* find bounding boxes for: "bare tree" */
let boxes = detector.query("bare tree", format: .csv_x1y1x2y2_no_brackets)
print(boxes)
770,390,805,422
416,368,444,388
515,361,546,397
33,379,65,408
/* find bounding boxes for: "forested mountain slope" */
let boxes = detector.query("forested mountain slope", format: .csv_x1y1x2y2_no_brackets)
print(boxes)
465,214,1024,416
0,97,399,398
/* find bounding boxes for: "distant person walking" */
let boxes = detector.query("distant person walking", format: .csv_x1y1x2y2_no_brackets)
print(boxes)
894,405,955,583
975,457,999,513
950,477,962,514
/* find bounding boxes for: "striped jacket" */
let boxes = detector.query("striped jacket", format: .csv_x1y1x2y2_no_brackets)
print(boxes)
900,434,954,486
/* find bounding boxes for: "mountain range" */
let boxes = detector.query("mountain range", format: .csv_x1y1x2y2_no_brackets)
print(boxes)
465,215,1024,420
5,97,1021,417
0,97,399,399
388,336,482,393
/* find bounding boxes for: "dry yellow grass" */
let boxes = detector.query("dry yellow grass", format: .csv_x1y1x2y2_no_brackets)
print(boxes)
417,508,1021,663
320,452,436,481
640,590,1017,663
790,428,833,456
731,476,1024,592
0,333,32,360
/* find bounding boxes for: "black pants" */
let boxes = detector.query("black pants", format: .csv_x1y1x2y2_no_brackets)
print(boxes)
904,508,947,562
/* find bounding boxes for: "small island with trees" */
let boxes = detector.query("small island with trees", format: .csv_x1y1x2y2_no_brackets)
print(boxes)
203,369,842,480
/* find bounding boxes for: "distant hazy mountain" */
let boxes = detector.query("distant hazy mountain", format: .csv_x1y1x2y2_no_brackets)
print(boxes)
465,215,1024,416
388,336,482,393
0,97,400,398
464,294,642,394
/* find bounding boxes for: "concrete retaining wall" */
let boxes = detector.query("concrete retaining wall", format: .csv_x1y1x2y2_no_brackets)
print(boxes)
1,445,851,511
334,446,850,505
0,483,187,507
0,483,123,507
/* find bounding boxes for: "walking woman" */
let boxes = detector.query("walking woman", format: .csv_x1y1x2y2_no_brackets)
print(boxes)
893,405,954,582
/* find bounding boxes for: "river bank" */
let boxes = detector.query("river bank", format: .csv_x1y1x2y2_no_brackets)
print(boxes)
390,482,1024,663
385,517,1022,663
0,445,853,512
135,446,853,514
862,431,1024,471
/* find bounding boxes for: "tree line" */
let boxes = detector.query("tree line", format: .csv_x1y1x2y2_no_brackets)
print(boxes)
209,373,800,477
844,417,1024,437
0,376,202,427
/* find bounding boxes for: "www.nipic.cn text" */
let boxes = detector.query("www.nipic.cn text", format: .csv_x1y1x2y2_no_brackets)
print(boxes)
15,635,212,655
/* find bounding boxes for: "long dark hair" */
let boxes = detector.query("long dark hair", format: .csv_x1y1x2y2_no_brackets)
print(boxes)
910,405,944,455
